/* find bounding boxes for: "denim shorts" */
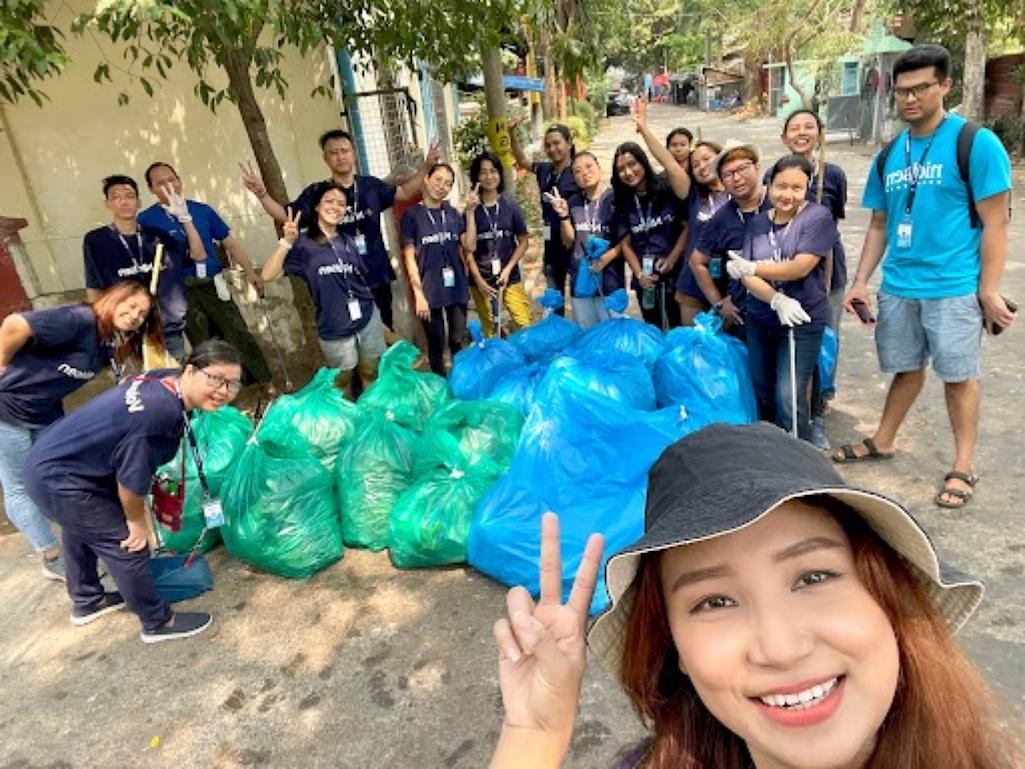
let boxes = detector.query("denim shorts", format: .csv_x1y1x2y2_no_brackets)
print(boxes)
875,292,982,382
317,307,387,370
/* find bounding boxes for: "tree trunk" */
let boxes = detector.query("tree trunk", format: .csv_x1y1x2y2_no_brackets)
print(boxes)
540,28,558,120
849,0,866,33
962,27,986,123
743,54,762,110
482,44,516,191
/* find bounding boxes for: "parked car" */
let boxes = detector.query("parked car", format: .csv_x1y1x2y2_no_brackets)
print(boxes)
606,90,634,117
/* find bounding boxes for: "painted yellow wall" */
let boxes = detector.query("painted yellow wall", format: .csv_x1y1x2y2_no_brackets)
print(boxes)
0,0,341,299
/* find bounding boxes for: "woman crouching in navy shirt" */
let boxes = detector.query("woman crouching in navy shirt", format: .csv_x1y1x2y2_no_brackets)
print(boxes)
0,281,160,581
401,162,469,376
726,155,836,443
262,181,384,399
24,340,242,642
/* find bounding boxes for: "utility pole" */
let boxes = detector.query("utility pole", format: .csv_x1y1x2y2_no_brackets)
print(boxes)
482,45,517,190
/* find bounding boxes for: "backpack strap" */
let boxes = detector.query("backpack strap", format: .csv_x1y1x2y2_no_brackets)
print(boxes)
956,121,981,229
873,136,898,188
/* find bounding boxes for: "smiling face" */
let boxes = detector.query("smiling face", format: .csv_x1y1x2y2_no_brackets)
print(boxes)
476,158,502,193
668,134,692,167
424,165,455,203
615,151,646,191
183,362,243,411
571,154,601,191
659,501,900,769
147,164,182,204
690,145,718,185
782,113,820,158
719,152,760,202
322,137,356,176
315,188,347,227
112,291,152,333
770,167,810,217
543,130,572,165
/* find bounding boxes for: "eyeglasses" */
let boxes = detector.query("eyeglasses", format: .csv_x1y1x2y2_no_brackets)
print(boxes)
894,81,938,101
197,368,243,394
721,161,755,180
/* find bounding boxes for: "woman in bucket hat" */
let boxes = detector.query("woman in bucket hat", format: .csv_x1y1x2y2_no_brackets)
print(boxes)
488,423,1020,769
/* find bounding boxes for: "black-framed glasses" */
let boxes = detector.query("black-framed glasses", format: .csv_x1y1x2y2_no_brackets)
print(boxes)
198,368,243,394
894,81,938,100
721,161,755,180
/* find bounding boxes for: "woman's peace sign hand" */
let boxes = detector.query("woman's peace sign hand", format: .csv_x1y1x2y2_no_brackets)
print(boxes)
544,188,570,219
282,207,302,244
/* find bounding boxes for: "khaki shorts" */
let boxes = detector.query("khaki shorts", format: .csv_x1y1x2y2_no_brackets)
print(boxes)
317,306,387,371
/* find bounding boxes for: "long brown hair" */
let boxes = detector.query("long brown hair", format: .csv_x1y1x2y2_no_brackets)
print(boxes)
619,502,1021,769
89,281,163,365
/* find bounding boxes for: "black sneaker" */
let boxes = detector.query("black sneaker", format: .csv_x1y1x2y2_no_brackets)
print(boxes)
140,612,213,644
71,592,127,626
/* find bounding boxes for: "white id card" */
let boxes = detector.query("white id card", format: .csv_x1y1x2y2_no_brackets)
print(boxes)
491,258,502,276
202,497,225,528
442,267,456,288
348,298,363,321
642,256,655,274
195,262,207,278
896,217,913,249
354,233,368,256
542,224,552,241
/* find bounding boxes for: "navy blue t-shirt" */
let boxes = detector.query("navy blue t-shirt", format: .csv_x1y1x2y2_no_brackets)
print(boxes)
138,200,232,279
569,188,625,297
290,176,398,288
83,224,188,334
26,374,185,501
470,196,528,286
621,187,686,287
284,233,375,340
694,196,772,298
742,203,836,331
400,203,469,309
764,161,848,292
533,161,580,263
0,305,113,430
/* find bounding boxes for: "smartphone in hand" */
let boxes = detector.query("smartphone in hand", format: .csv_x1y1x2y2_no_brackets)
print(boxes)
991,296,1017,336
851,298,876,325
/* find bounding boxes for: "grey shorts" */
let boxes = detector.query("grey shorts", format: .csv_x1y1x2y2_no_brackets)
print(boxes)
317,306,387,371
875,291,982,382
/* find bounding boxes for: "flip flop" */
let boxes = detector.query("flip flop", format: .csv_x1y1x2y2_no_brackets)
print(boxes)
832,437,894,464
935,471,979,509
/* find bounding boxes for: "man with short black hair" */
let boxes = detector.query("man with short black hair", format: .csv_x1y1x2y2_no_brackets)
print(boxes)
240,130,440,332
83,174,204,361
834,43,1014,510
139,162,273,388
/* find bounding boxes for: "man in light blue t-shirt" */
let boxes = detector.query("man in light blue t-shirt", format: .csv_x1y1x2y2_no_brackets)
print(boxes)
833,44,1015,510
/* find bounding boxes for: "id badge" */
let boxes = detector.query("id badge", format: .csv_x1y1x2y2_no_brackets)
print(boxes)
348,298,363,322
202,496,225,528
195,262,207,279
442,267,456,288
709,257,723,280
542,224,552,242
490,258,502,277
354,233,368,256
896,215,913,249
642,256,655,275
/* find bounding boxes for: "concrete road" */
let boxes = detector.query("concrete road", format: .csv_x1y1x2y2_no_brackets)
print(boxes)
0,103,1022,768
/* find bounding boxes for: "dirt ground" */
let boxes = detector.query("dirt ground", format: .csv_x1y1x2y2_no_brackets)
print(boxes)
1,103,1022,768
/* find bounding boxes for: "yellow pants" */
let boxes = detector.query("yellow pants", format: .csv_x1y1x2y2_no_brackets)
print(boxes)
470,282,534,337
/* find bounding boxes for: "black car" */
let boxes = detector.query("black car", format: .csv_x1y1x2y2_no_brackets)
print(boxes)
606,91,633,117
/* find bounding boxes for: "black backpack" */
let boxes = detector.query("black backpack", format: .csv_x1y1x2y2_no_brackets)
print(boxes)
874,121,981,228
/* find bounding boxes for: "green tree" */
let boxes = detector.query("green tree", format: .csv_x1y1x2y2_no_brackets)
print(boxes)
0,0,69,105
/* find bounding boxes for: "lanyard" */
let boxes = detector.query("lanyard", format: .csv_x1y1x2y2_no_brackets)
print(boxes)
903,117,944,214
634,194,655,253
545,164,567,193
705,192,724,219
767,211,798,260
582,194,602,234
347,178,360,223
734,190,766,224
424,204,447,232
481,199,501,237
173,379,212,498
328,237,361,297
114,228,143,261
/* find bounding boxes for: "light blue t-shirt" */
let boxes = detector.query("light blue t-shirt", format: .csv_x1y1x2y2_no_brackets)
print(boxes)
861,113,1011,299
138,199,231,278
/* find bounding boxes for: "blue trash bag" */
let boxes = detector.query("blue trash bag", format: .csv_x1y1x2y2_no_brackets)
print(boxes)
450,321,527,401
568,311,665,373
653,312,757,426
508,309,580,364
603,289,629,316
538,288,565,313
536,353,656,411
488,362,546,416
573,235,610,298
468,386,700,615
818,326,838,394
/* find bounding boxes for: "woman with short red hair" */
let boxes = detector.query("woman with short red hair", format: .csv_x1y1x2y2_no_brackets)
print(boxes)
0,281,161,580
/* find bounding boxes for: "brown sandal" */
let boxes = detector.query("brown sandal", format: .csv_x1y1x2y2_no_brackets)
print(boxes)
935,471,979,509
832,438,894,464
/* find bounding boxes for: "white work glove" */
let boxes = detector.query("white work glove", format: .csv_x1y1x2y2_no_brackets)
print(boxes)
770,292,810,327
161,184,191,222
726,250,757,280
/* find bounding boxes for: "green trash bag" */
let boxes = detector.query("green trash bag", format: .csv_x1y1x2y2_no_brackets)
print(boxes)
221,443,343,578
256,367,360,470
389,466,496,568
413,400,524,479
358,341,449,432
155,406,252,554
335,414,415,551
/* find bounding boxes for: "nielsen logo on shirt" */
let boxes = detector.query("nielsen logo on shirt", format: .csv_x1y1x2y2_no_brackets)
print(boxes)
342,209,372,225
125,378,146,413
117,261,154,278
420,232,456,246
318,262,356,277
479,230,511,241
57,363,95,380
632,213,674,234
885,161,944,190
575,222,602,234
